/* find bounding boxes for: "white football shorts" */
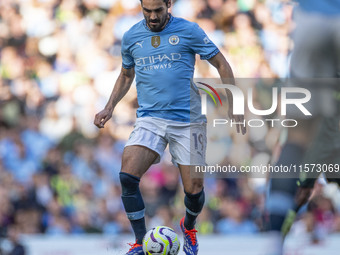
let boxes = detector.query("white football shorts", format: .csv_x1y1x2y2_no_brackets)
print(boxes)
125,117,206,166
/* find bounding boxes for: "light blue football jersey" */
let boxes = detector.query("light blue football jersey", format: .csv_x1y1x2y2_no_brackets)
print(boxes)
121,15,219,123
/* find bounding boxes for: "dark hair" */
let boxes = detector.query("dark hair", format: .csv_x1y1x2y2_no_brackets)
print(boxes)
140,0,170,5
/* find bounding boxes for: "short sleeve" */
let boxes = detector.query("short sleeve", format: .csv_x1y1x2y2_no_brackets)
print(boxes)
190,23,220,60
121,33,135,69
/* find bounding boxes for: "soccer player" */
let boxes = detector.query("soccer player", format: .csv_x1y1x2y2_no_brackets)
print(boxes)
266,0,340,251
94,0,245,254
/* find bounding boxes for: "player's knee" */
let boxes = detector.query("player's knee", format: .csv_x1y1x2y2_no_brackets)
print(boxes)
184,188,205,214
185,180,204,194
194,180,204,191
119,172,140,195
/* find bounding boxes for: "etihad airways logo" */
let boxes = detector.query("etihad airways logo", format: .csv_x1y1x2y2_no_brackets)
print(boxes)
135,53,182,71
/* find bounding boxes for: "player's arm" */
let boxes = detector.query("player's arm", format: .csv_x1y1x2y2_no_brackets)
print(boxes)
94,67,135,128
208,52,246,135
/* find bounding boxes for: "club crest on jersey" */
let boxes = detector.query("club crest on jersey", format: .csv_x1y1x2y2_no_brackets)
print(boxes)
151,36,161,48
169,35,179,45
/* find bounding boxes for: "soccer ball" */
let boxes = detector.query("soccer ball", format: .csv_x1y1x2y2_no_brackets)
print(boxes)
142,226,180,255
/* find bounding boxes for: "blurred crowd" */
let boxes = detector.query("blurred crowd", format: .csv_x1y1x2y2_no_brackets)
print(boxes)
1,0,340,248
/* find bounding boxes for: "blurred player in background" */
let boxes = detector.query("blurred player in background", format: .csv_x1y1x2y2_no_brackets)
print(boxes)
94,0,245,254
266,0,340,253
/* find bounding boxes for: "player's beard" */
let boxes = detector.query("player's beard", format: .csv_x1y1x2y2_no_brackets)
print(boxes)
146,14,169,32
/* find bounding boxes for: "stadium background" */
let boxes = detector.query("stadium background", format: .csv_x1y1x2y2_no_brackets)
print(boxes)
0,0,340,254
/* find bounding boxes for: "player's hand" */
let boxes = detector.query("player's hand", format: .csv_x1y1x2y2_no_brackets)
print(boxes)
228,107,246,135
94,108,113,128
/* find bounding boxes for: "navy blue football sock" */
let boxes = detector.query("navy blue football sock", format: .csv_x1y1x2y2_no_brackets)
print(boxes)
130,218,146,244
184,188,205,230
119,172,146,244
